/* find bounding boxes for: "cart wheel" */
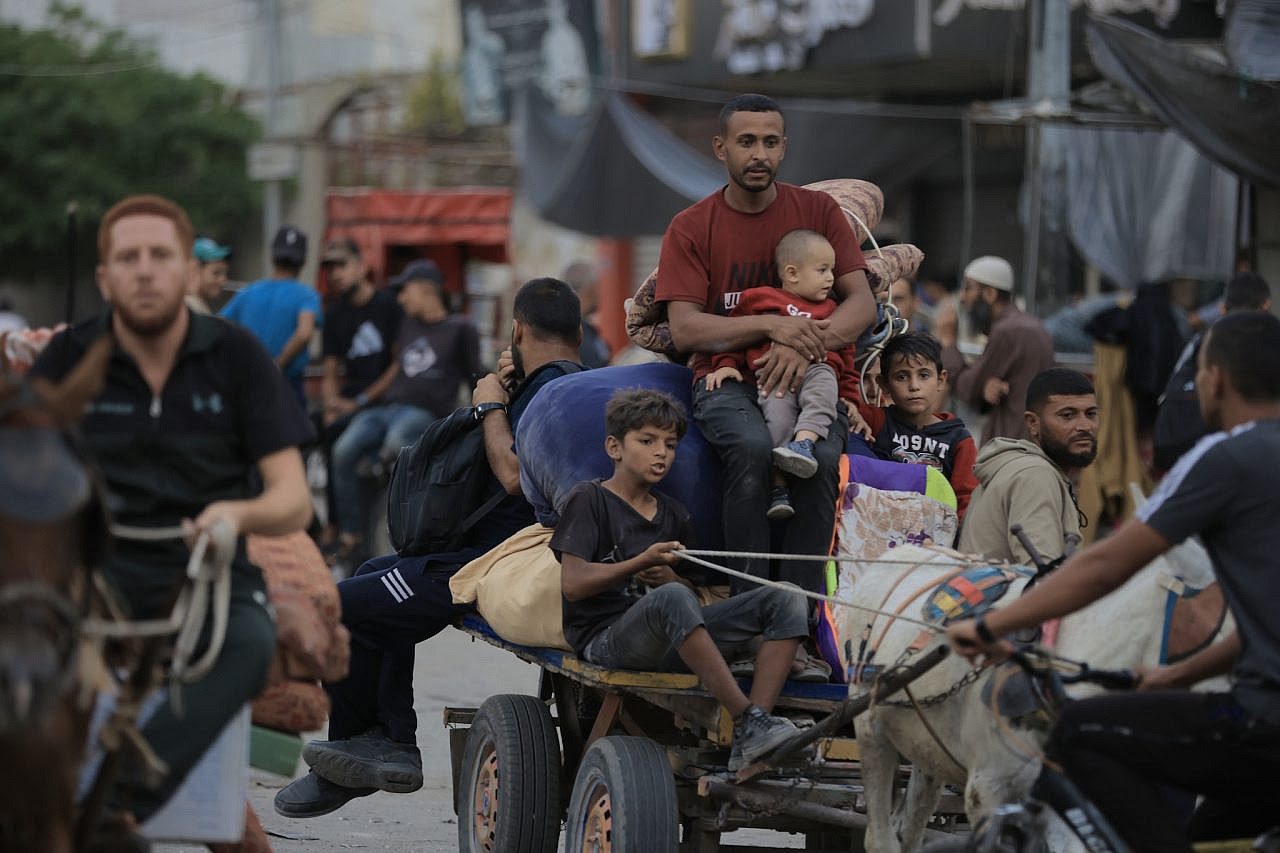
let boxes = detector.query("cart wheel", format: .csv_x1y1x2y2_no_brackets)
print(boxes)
457,694,560,853
564,736,678,853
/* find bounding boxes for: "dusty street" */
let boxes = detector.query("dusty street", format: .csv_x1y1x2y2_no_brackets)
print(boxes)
159,626,803,852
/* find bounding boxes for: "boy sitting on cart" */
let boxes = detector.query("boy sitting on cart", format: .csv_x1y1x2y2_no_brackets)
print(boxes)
555,388,810,770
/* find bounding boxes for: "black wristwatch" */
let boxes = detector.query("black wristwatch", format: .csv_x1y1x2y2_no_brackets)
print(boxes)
473,402,508,422
974,616,997,644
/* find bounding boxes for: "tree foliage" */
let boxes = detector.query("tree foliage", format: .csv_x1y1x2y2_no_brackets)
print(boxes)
0,4,260,277
404,55,466,137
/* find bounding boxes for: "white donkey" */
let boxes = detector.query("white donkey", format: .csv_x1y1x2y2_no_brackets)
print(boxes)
841,538,1228,853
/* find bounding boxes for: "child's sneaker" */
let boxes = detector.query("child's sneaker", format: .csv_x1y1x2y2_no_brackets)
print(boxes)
729,706,799,770
766,486,794,521
772,439,819,479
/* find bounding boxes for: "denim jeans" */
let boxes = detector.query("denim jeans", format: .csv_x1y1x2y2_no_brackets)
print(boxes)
582,583,808,672
693,378,847,595
331,404,433,536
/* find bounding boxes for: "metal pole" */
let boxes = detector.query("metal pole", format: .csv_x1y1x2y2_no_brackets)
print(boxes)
65,200,78,324
262,0,283,261
1025,0,1071,314
1023,119,1042,316
961,116,975,275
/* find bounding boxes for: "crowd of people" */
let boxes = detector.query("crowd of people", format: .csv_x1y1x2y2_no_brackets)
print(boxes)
13,90,1277,852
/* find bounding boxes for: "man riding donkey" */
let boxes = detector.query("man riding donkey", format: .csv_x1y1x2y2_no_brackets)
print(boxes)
30,194,316,850
950,310,1280,850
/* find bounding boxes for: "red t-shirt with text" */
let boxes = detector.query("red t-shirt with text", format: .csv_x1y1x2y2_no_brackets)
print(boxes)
655,182,868,381
710,287,859,399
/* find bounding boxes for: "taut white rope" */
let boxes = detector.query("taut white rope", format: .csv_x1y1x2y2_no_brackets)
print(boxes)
679,547,990,569
674,549,944,633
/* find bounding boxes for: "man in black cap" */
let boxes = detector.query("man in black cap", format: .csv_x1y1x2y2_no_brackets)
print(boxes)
220,225,322,404
328,258,482,561
315,238,404,555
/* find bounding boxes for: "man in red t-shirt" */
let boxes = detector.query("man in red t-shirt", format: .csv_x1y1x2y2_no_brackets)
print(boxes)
655,93,876,597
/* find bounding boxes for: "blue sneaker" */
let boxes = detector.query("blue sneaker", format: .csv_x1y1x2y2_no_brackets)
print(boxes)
772,439,819,479
766,486,795,522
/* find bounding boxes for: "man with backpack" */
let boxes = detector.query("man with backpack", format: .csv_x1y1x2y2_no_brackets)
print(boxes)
275,277,586,817
1153,272,1270,472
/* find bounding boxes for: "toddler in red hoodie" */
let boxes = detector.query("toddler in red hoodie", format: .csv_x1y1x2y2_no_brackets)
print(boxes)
706,229,858,521
852,331,979,518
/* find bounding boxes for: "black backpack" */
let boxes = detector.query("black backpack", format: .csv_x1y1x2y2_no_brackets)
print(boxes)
385,360,583,556
1152,336,1207,473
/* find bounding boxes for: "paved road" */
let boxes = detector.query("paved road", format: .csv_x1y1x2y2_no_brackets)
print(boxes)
160,627,803,852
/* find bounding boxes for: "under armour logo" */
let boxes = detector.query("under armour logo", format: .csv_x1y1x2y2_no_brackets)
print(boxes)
192,393,223,414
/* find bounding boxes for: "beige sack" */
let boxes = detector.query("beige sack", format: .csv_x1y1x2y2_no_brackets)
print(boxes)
450,524,572,650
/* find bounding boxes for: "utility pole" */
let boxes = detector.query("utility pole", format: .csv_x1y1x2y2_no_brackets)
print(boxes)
1023,0,1071,315
262,0,283,262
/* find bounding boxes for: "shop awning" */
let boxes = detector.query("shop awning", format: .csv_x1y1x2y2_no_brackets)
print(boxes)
324,189,512,284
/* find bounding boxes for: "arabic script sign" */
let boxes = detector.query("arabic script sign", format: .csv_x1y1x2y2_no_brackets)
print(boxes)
933,0,1182,28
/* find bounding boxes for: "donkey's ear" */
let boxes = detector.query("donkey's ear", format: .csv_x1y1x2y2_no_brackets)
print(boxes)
31,333,114,426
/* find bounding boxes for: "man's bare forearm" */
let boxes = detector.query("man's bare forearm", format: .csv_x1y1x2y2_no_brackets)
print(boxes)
1161,632,1240,687
824,271,876,349
276,330,310,369
481,411,521,494
985,521,1169,636
239,448,312,535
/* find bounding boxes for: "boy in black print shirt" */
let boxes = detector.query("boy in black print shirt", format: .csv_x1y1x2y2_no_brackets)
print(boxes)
554,389,810,770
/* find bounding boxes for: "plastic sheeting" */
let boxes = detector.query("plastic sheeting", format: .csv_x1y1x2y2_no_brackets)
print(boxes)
1060,126,1237,288
514,88,723,236
1087,15,1280,188
515,86,960,236
1225,0,1280,82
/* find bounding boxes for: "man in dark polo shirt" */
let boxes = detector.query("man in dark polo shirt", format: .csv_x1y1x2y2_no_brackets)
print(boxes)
948,311,1280,850
31,194,314,833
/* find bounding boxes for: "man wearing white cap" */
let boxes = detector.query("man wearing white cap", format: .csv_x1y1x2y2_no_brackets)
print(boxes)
939,255,1055,444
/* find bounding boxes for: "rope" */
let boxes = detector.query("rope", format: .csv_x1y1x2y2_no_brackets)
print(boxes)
108,523,185,541
905,684,968,774
674,549,945,634
679,547,1009,570
83,521,236,713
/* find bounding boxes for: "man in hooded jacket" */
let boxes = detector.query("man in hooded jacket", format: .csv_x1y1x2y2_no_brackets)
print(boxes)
959,368,1098,564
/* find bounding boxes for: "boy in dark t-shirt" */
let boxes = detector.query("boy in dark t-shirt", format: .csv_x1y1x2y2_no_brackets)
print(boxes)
851,332,978,517
554,389,811,770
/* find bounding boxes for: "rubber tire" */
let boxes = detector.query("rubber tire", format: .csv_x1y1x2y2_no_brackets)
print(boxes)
457,694,561,853
564,736,679,853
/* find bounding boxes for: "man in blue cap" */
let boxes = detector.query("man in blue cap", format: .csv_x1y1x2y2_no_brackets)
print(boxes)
328,258,482,562
220,225,322,405
187,236,231,314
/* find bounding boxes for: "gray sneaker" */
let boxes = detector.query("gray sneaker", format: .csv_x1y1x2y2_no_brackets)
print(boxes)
304,729,423,793
728,706,799,771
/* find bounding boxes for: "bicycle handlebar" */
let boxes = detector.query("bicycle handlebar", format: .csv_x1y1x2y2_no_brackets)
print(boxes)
1008,648,1138,692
